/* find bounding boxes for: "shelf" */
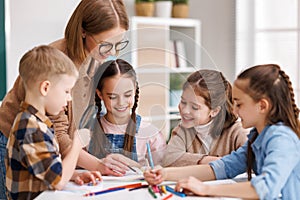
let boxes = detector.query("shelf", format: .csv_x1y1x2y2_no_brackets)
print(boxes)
143,114,181,122
167,106,179,113
130,16,200,138
135,66,197,74
131,16,200,28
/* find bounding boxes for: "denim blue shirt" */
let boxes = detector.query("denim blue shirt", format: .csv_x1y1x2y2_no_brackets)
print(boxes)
88,115,141,161
210,122,300,200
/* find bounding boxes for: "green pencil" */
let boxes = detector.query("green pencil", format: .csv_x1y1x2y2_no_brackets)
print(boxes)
148,186,157,199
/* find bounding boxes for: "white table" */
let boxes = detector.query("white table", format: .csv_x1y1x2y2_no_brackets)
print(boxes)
35,178,243,200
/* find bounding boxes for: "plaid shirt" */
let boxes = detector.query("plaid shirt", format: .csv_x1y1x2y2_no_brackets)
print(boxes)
6,102,62,199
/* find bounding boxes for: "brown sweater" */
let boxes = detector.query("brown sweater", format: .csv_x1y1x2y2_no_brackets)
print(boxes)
162,121,249,167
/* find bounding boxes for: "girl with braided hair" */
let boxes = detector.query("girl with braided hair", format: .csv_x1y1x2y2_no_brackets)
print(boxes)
144,64,300,200
88,59,166,169
163,69,248,167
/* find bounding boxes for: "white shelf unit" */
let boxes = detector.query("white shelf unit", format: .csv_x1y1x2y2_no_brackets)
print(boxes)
129,16,201,139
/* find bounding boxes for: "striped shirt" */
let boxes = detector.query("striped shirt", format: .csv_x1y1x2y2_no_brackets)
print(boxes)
6,102,62,199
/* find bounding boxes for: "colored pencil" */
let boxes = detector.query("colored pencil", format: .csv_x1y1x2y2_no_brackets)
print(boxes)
148,186,157,199
128,185,148,191
127,165,137,173
161,185,167,194
165,185,186,197
152,185,159,193
162,193,173,200
108,182,142,190
157,185,163,196
83,187,125,196
146,142,154,169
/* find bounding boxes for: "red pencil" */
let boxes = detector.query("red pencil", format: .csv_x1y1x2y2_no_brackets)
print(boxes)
162,193,173,200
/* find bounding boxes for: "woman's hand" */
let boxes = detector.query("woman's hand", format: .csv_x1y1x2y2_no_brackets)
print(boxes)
100,153,141,175
175,176,208,196
72,170,102,185
143,165,165,185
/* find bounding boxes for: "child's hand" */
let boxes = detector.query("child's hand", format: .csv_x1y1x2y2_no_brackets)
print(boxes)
100,153,141,175
143,165,165,185
175,176,208,196
72,171,102,186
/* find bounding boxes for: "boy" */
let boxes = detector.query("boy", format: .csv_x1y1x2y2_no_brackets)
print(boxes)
5,45,101,199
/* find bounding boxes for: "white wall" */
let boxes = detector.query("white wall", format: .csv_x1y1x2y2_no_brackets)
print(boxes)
188,0,236,81
5,0,236,90
5,0,80,91
124,0,236,82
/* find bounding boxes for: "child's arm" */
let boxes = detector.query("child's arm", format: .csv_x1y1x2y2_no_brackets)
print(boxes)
144,164,216,185
175,176,258,199
148,130,167,166
54,130,82,190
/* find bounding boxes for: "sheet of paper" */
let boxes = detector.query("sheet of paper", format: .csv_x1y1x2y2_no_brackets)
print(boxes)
102,167,144,181
203,179,236,185
62,181,103,194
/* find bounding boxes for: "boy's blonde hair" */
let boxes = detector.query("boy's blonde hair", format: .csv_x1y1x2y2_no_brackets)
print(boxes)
19,45,78,89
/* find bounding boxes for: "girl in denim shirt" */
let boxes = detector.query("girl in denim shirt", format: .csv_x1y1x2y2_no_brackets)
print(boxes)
144,64,300,200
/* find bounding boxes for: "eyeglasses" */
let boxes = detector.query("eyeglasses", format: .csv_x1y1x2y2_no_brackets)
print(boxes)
90,35,129,56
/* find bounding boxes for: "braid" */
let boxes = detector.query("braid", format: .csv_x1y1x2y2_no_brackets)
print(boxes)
95,92,102,121
247,132,258,180
279,70,299,119
123,83,139,154
278,70,300,137
223,78,238,129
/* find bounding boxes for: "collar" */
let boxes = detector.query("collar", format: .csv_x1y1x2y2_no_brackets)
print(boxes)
194,120,213,136
249,125,271,150
79,56,100,80
20,101,53,128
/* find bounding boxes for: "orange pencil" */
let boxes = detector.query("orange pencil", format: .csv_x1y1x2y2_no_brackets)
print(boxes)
162,193,173,200
107,182,142,190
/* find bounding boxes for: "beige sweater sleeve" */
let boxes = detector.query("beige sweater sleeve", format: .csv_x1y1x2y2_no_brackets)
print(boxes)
162,122,249,167
162,125,206,167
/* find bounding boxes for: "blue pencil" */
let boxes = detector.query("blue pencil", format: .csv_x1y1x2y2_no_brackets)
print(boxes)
165,185,186,197
146,142,154,169
83,187,125,196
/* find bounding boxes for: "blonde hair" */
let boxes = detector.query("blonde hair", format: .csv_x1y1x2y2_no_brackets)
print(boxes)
19,45,78,89
65,0,129,64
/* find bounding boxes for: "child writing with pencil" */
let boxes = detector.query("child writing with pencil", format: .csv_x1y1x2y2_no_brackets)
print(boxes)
144,64,300,199
88,59,166,169
5,45,101,199
163,69,248,167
